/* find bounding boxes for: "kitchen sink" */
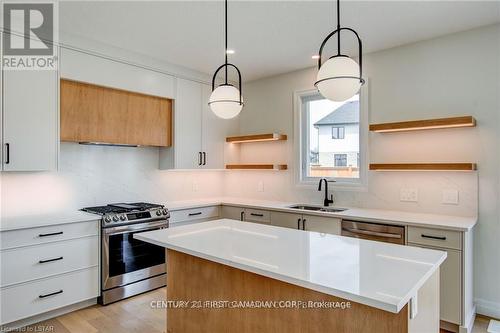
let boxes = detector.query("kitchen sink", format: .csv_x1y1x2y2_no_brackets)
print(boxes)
288,205,347,213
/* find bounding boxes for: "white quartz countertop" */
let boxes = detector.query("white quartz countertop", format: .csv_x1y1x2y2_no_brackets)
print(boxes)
164,197,477,231
0,211,100,232
135,219,447,313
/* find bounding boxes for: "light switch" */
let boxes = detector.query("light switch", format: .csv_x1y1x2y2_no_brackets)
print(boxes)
442,189,459,205
400,188,418,202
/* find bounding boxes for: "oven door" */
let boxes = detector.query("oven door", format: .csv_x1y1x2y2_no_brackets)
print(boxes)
102,220,168,290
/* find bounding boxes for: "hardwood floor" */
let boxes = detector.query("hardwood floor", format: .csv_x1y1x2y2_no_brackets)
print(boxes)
22,288,490,333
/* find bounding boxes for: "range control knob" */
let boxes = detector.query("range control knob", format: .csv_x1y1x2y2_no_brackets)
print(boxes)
104,216,111,223
162,209,168,215
156,210,162,216
120,215,126,221
112,216,119,222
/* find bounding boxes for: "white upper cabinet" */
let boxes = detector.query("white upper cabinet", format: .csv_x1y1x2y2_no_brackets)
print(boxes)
2,48,58,171
161,79,238,170
173,78,203,169
60,48,175,99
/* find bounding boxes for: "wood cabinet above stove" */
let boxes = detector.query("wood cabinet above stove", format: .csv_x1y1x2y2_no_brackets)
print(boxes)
60,79,172,147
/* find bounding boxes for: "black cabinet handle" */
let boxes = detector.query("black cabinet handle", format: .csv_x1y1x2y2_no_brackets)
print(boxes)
297,218,301,230
202,152,206,165
240,211,245,221
421,234,446,241
198,152,202,166
38,231,63,237
188,212,202,216
39,256,63,264
5,143,9,164
302,219,306,230
250,213,264,217
39,290,63,299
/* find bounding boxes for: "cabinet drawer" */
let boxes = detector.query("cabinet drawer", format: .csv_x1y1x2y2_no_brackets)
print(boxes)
169,206,219,224
1,237,99,287
407,226,462,250
221,206,244,221
245,209,271,224
0,221,99,250
0,267,99,325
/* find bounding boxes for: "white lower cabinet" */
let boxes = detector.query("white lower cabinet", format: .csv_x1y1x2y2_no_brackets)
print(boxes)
169,206,220,225
221,207,341,236
270,211,341,235
0,221,100,325
0,267,99,325
408,242,462,325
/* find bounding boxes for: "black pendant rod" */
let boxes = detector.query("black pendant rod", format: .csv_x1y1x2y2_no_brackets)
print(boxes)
224,0,228,84
336,0,340,55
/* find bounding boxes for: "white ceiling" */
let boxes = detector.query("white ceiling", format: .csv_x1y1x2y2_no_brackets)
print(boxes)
60,1,500,81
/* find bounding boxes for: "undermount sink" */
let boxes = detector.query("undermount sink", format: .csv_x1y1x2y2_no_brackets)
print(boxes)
288,205,347,213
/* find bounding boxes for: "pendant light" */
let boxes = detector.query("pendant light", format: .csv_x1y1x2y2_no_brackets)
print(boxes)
314,0,365,102
209,0,243,119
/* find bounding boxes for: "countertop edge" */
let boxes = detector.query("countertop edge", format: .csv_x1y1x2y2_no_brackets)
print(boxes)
134,233,403,313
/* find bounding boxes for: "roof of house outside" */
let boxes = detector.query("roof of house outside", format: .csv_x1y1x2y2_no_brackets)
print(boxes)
314,100,359,127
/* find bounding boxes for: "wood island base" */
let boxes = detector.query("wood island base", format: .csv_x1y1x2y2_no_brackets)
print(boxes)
166,249,440,333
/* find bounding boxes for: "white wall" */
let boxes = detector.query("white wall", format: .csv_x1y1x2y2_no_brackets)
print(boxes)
225,24,500,317
0,143,224,217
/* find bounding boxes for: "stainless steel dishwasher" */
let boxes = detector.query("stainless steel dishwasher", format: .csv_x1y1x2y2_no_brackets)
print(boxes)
341,220,405,245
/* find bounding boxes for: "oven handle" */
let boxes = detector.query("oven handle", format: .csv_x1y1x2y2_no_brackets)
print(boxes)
104,220,168,235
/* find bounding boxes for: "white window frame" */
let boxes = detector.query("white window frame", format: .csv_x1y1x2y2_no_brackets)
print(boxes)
293,82,369,190
331,126,345,139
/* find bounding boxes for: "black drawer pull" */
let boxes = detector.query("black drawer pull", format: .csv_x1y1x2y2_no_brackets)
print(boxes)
38,231,63,237
250,213,264,217
39,290,63,298
188,212,202,216
421,234,446,241
39,256,63,264
5,143,10,164
297,218,301,229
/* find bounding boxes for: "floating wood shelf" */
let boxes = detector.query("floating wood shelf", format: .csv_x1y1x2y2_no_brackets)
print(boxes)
369,163,477,171
225,164,288,170
369,116,476,133
226,133,287,143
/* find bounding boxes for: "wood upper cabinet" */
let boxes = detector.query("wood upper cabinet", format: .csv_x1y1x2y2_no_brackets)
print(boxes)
60,79,172,147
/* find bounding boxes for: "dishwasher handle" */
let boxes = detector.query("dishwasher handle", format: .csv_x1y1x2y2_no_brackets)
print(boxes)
342,227,402,239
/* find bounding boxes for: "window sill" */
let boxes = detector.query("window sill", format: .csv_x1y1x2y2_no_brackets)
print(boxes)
295,179,368,192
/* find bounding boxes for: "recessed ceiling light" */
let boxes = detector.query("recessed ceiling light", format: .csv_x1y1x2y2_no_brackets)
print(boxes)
311,55,320,59
226,49,235,54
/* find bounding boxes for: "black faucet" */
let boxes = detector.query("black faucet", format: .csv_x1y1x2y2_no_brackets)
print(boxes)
318,178,335,207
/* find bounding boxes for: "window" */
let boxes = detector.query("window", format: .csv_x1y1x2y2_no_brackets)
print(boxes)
334,154,347,167
331,126,345,139
297,89,365,185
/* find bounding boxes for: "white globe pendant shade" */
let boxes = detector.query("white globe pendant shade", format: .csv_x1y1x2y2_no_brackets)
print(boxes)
209,85,243,119
315,56,362,102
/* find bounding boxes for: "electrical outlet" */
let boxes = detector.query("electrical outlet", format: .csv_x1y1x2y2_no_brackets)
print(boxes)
192,181,199,192
400,188,418,202
442,189,459,205
257,181,264,192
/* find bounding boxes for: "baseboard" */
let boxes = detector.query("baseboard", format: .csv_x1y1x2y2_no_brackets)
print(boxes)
0,298,97,330
459,304,476,333
475,298,500,320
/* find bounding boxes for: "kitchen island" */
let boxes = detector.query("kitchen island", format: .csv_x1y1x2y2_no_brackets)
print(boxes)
135,219,447,333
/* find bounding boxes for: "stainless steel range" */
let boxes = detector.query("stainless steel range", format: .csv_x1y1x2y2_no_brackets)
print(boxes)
82,202,169,305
